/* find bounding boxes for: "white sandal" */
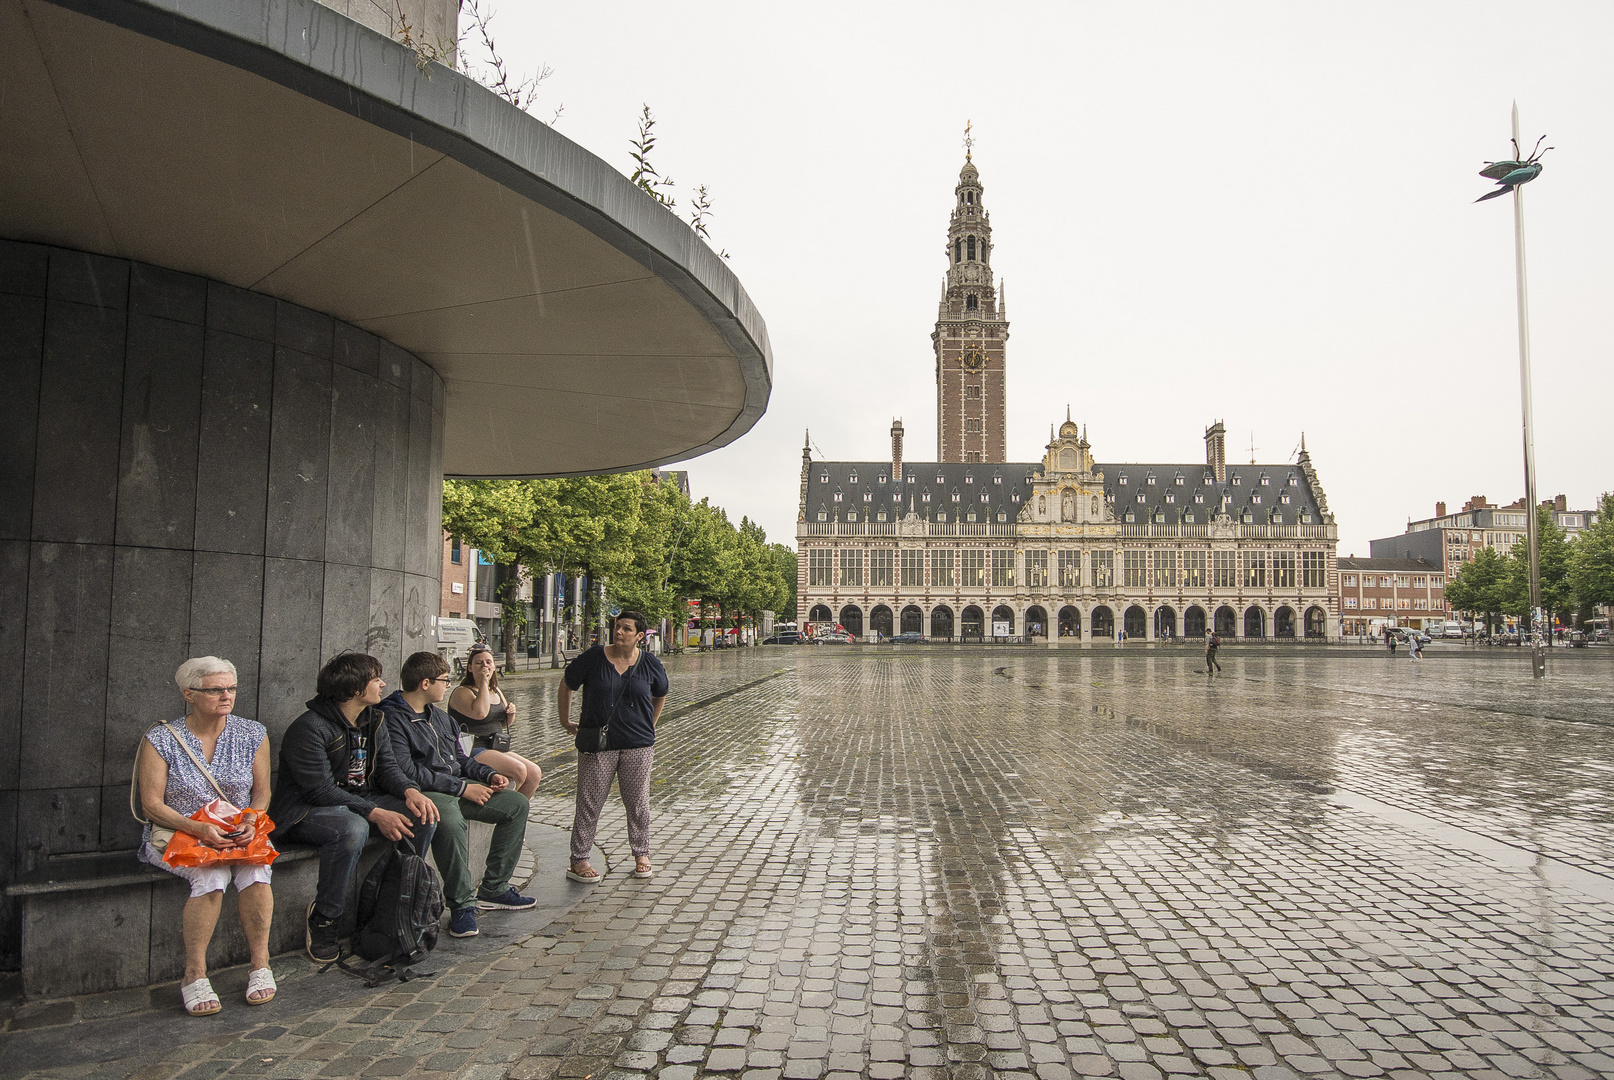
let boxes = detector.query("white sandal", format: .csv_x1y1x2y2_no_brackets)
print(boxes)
181,977,221,1016
245,967,276,1005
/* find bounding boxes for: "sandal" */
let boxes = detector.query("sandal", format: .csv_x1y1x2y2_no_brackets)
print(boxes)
632,859,654,879
181,977,221,1016
566,862,601,883
245,967,276,1005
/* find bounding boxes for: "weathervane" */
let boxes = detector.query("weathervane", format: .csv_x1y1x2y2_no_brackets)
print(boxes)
1478,102,1550,677
963,120,974,161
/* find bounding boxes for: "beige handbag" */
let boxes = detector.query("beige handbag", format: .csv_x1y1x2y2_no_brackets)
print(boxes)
131,721,230,853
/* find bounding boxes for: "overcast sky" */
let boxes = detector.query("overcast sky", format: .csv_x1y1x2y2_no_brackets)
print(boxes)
477,1,1613,557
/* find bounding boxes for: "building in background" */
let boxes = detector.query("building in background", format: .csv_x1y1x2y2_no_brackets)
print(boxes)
795,156,1340,642
1372,494,1598,579
1336,557,1446,636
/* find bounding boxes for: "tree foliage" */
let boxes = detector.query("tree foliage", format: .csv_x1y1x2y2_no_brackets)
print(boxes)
1569,492,1614,616
442,474,795,638
1445,546,1510,634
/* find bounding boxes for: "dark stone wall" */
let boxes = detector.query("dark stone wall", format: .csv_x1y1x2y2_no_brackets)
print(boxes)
0,242,445,967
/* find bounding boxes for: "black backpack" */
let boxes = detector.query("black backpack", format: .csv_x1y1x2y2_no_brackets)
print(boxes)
346,841,445,984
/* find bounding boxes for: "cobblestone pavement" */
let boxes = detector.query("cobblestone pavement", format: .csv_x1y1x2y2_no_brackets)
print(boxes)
20,647,1614,1080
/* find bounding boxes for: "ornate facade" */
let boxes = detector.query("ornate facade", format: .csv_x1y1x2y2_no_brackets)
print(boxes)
795,156,1341,642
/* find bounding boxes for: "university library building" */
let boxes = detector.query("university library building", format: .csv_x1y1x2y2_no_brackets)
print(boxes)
794,156,1341,643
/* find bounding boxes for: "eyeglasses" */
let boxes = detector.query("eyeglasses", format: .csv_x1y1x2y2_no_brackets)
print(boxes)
189,686,237,697
431,676,453,685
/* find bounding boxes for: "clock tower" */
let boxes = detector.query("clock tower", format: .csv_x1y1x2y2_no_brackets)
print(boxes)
932,152,1009,462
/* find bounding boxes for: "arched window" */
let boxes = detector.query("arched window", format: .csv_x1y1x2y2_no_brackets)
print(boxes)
966,191,974,205
965,295,977,310
966,236,976,260
954,240,962,264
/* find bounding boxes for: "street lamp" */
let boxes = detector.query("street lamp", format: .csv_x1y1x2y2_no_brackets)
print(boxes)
1476,102,1552,678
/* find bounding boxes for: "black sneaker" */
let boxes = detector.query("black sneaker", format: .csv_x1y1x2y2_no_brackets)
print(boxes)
306,901,341,963
476,887,537,911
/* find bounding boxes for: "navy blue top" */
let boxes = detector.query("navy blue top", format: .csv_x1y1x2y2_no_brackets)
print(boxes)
564,647,669,751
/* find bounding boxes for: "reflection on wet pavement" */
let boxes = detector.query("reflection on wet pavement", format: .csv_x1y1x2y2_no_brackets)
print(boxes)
52,648,1614,1080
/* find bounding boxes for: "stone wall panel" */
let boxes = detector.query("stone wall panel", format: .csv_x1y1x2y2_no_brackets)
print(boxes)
116,313,204,549
194,330,274,556
265,348,333,562
104,547,194,785
21,542,114,792
0,292,44,542
33,300,126,545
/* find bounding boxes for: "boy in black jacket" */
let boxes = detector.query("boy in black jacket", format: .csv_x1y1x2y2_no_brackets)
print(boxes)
269,653,439,963
379,652,534,940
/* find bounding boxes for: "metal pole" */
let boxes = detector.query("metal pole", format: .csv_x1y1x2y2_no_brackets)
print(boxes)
1510,102,1546,678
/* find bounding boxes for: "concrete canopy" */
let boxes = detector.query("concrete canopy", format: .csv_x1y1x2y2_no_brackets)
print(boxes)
1,0,773,477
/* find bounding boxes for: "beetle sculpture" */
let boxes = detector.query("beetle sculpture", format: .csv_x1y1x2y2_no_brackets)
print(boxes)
1476,135,1552,202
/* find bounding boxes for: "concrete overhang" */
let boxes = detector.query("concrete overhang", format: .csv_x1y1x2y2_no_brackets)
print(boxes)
0,0,772,477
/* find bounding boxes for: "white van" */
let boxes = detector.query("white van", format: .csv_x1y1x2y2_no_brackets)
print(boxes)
436,617,484,673
1441,621,1465,639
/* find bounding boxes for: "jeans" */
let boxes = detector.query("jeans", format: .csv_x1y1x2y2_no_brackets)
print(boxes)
280,797,433,922
424,790,530,910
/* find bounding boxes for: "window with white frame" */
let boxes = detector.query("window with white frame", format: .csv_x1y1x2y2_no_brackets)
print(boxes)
1058,550,1080,588
991,549,1016,587
932,548,955,588
1182,549,1206,587
1271,550,1296,589
1212,550,1237,589
1123,550,1148,588
839,548,863,587
1302,552,1326,588
1023,549,1048,588
1091,549,1114,588
808,549,832,586
869,549,893,588
1244,551,1267,588
960,549,987,587
900,549,924,587
1153,550,1176,588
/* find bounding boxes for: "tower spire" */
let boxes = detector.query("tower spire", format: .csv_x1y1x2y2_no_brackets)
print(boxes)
931,147,1009,462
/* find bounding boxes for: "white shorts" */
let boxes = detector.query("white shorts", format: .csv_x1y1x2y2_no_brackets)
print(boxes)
142,843,273,898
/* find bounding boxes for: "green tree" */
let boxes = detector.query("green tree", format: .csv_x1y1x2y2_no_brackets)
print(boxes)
1501,507,1575,637
1569,492,1614,620
1445,545,1509,636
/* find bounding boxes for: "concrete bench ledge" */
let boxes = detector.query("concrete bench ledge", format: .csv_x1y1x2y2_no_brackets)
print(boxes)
12,824,502,1000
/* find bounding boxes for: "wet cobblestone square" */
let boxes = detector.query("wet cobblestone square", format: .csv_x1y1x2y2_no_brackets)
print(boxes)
24,647,1614,1080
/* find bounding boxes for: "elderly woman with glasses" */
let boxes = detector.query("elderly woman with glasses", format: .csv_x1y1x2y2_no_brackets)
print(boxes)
447,643,542,797
136,657,274,1016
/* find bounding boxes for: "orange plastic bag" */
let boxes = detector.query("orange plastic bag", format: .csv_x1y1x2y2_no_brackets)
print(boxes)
163,799,279,868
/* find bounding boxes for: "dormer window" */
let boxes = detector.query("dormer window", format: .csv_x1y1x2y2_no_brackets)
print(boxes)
1125,511,1135,522
1185,513,1195,523
1287,475,1297,486
1260,474,1270,486
951,492,960,503
1166,494,1175,504
1203,472,1214,483
834,490,843,502
937,511,947,521
892,493,900,502
1175,473,1185,485
936,473,945,484
863,492,873,503
907,474,915,484
1011,493,1020,503
922,492,931,503
816,512,826,522
993,475,1002,485
997,512,1006,522
1119,476,1128,485
1146,474,1156,485
966,511,976,522
1281,495,1291,504
878,475,886,484
980,492,990,503
1253,495,1262,504
819,472,828,483
1301,511,1313,523
849,470,858,483
1232,476,1241,486
1195,495,1204,504
847,512,857,522
876,511,886,521
964,474,974,485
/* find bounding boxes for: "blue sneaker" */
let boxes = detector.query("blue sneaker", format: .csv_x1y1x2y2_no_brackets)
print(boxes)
477,887,538,911
448,907,479,938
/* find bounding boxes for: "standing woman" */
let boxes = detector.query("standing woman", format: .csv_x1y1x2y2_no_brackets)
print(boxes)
448,644,542,797
558,611,668,882
136,657,274,1015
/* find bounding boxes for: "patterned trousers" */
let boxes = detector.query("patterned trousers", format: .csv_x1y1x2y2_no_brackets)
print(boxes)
571,746,654,860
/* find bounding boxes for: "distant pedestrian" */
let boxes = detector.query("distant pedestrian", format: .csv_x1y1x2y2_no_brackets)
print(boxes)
1387,630,1397,654
1409,634,1424,661
1205,632,1222,675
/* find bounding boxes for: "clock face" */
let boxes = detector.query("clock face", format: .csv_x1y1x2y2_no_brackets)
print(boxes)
963,348,984,371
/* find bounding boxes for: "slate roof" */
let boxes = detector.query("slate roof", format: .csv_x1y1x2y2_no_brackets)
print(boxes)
803,460,1326,526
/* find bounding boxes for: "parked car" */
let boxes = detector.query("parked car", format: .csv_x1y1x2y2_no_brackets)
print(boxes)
762,631,805,645
1390,628,1431,646
1569,630,1589,647
889,632,928,644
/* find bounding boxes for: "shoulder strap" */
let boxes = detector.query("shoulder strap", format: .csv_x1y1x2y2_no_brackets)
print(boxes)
161,720,231,803
602,649,646,727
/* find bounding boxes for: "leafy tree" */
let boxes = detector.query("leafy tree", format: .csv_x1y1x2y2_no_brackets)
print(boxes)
1569,492,1614,619
1500,507,1574,637
1445,546,1509,635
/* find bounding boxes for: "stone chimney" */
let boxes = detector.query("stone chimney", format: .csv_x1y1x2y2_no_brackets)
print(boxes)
1204,421,1226,483
890,419,904,481
1462,495,1489,512
1555,493,1567,512
1436,501,1446,518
